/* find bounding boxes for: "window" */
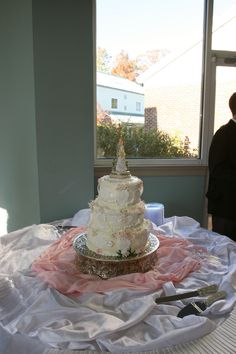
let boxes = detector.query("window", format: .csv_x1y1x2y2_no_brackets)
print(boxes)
136,102,141,112
96,0,204,161
111,98,118,109
212,0,236,51
95,0,236,164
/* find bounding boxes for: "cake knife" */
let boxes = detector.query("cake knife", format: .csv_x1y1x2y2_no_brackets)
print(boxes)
177,290,227,317
155,284,218,304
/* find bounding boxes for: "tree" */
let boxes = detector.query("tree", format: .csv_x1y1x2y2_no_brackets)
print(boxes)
96,103,112,125
97,47,111,73
111,51,137,81
135,49,170,74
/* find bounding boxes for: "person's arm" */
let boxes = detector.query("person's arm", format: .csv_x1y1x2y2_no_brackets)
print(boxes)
208,128,231,178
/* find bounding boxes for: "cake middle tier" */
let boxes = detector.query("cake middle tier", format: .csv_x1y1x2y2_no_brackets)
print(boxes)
89,200,146,231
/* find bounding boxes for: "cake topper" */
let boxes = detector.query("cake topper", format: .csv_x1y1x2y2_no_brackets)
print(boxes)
110,135,131,178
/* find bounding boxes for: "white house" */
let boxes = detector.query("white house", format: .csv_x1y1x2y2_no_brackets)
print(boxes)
97,72,144,124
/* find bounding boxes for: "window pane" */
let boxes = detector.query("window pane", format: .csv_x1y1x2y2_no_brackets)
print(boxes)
111,98,118,109
214,66,236,133
96,0,204,159
212,0,236,51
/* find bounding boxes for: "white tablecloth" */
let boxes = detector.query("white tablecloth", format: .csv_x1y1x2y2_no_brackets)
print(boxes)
1,214,236,354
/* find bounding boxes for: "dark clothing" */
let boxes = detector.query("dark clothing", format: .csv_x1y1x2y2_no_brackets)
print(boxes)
206,119,236,240
212,215,236,240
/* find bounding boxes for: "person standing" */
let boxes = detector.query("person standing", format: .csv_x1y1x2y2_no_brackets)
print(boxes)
206,92,236,241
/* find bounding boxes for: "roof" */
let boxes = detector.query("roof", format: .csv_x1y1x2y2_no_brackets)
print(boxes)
97,72,144,94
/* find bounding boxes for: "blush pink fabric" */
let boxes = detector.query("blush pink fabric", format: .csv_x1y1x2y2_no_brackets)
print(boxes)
31,227,207,296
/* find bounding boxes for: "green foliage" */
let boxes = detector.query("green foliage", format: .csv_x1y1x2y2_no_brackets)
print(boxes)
97,122,197,159
116,248,138,259
116,250,123,258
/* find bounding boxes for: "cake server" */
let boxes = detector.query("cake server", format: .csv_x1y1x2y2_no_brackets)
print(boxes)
177,290,227,318
155,284,218,304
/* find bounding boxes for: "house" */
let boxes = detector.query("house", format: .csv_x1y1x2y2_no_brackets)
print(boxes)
97,72,144,124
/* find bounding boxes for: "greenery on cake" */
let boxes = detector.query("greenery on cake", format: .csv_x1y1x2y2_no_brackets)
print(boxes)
116,247,138,259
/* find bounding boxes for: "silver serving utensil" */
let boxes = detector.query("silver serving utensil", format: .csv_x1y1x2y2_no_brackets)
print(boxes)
155,284,218,304
177,290,227,318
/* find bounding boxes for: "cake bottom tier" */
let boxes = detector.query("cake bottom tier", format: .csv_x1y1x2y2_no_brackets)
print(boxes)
86,219,151,257
74,233,159,279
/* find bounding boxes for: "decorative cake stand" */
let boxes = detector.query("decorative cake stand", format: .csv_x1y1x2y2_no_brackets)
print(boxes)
73,233,159,279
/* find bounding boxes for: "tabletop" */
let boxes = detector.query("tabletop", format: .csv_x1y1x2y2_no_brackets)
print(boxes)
1,212,236,354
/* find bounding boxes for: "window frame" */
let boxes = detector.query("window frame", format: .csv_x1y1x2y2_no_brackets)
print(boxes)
93,0,235,171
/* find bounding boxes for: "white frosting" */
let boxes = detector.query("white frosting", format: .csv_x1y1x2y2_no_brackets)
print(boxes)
89,201,145,232
87,174,151,257
97,175,143,207
86,219,151,256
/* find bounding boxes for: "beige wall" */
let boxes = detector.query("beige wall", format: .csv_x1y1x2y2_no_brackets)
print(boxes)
145,84,201,152
144,81,236,153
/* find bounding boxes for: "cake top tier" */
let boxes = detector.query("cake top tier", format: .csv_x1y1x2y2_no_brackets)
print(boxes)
110,137,131,179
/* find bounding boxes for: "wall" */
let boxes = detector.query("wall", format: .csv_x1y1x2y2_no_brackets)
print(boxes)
94,171,206,225
0,0,94,232
32,0,94,222
141,175,206,223
0,0,40,232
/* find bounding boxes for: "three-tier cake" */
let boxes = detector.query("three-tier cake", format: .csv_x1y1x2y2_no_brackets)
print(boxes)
73,137,159,278
87,138,151,257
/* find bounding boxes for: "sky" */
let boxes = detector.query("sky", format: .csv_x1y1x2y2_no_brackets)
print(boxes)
96,0,236,59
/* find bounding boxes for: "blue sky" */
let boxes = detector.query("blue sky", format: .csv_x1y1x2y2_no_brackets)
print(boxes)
96,0,236,58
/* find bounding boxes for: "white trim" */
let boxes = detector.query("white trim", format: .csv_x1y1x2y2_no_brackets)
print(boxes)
95,165,207,178
95,157,205,168
93,0,97,165
201,0,215,166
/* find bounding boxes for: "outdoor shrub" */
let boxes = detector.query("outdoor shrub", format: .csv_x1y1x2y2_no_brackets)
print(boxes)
96,122,196,158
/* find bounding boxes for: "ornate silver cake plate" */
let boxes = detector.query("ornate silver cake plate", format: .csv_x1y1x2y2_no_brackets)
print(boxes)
73,233,159,279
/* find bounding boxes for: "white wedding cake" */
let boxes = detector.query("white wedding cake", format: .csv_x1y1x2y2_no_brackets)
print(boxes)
86,138,151,257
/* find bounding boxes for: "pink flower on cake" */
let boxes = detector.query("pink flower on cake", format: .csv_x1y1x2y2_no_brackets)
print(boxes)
118,237,131,256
